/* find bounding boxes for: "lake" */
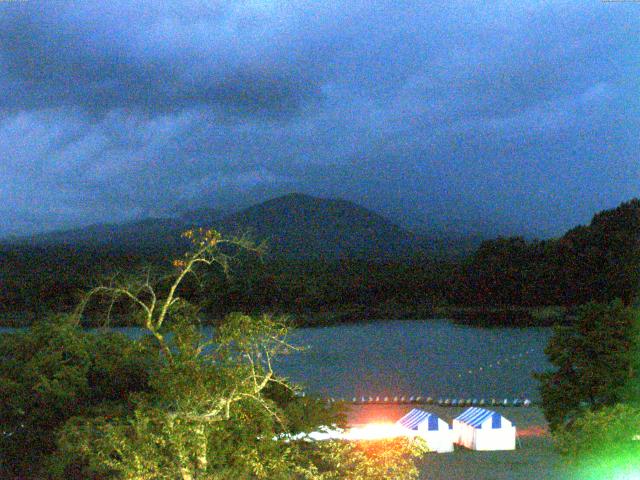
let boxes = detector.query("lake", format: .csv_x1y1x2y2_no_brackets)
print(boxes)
0,319,553,401
276,320,552,401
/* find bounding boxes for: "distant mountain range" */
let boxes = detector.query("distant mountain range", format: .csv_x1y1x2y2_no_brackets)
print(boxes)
3,193,483,259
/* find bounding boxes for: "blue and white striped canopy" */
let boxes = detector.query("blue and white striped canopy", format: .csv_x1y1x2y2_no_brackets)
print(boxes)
455,407,502,429
396,409,441,431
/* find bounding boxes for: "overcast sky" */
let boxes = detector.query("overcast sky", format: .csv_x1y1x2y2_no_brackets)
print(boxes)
1,0,638,238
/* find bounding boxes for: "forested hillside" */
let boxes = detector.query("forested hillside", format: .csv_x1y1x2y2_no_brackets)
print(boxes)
451,198,639,307
1,198,637,327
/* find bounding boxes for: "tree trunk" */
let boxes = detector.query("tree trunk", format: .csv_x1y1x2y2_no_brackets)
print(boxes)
195,424,208,475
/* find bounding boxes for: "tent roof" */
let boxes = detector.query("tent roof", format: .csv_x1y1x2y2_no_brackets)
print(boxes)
454,407,500,428
396,408,442,430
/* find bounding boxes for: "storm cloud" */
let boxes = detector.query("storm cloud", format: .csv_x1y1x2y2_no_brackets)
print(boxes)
0,0,638,237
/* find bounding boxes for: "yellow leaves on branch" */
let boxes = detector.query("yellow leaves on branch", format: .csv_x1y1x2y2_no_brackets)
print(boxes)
173,228,224,267
181,228,222,247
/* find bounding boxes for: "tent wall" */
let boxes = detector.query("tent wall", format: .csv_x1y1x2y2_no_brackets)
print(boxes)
417,417,454,452
454,420,516,450
396,409,454,453
420,429,455,453
453,409,517,451
453,420,475,449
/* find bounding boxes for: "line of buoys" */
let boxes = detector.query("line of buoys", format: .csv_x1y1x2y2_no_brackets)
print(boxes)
455,348,538,379
323,396,534,407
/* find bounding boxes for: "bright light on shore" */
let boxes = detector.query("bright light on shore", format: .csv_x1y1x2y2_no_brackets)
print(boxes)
607,470,640,480
344,423,407,441
575,453,640,480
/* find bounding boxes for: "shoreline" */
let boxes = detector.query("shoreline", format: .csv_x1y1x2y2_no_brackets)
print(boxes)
0,304,570,329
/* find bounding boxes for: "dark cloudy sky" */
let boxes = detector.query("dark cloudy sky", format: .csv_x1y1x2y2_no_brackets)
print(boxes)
1,1,638,238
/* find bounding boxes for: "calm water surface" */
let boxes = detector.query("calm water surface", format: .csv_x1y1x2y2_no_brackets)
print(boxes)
276,320,552,400
1,319,552,400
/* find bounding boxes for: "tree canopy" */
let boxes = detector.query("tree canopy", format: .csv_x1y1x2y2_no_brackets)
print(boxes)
536,300,639,431
0,228,427,479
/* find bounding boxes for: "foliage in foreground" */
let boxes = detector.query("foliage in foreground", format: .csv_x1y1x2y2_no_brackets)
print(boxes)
554,404,640,458
539,300,640,476
0,229,426,479
0,316,154,478
536,300,639,431
0,317,426,479
553,404,640,479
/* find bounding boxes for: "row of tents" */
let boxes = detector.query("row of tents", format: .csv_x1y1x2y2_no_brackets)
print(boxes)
281,407,516,453
396,407,516,452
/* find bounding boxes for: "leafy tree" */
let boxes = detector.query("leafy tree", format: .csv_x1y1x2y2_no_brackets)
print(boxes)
50,314,426,479
0,315,155,478
301,438,426,480
536,300,639,430
1,228,427,479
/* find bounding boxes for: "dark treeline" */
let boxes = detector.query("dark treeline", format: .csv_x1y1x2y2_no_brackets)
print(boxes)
0,244,454,326
451,198,640,307
1,199,638,327
0,245,167,321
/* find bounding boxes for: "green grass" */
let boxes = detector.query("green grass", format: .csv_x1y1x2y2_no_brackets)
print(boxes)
417,435,570,480
416,407,571,479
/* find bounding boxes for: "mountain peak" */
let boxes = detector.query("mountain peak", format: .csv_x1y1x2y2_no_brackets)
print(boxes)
220,193,417,259
6,193,433,259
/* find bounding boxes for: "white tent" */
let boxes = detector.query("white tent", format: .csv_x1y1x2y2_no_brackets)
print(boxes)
452,407,516,451
396,408,454,453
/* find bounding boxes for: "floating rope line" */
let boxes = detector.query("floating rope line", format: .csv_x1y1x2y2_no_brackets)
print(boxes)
298,347,542,407
312,347,542,407
321,396,534,407
455,348,538,379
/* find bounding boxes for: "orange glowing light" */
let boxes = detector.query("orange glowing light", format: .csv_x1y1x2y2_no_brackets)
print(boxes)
344,422,408,441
